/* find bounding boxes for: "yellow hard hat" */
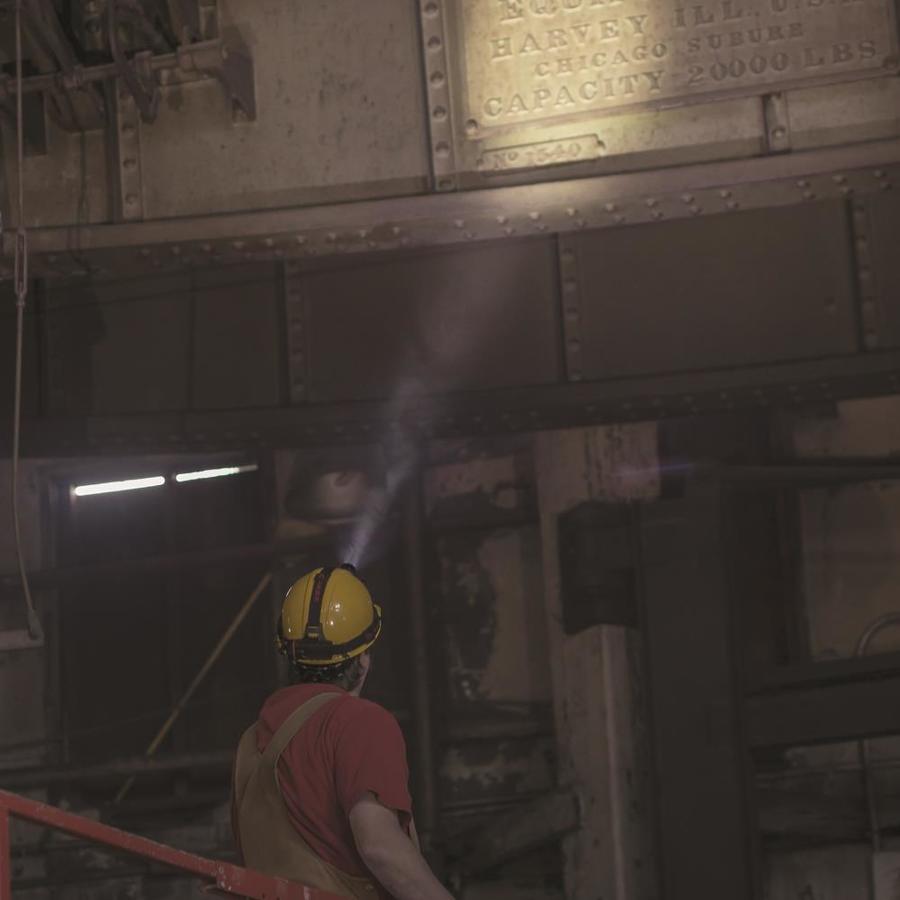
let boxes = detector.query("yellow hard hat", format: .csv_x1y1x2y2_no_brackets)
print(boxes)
277,565,382,666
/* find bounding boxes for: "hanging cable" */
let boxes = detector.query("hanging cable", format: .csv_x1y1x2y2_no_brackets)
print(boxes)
10,0,42,642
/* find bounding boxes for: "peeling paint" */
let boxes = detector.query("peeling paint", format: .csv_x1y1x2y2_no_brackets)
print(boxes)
440,738,555,806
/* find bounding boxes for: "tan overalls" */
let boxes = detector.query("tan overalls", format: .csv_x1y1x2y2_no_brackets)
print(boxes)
233,693,378,899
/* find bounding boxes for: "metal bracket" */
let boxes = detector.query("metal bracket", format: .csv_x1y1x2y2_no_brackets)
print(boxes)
110,82,145,221
418,0,458,192
763,93,792,154
176,38,256,121
109,2,160,123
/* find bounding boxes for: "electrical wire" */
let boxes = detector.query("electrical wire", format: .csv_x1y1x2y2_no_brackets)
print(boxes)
11,0,42,642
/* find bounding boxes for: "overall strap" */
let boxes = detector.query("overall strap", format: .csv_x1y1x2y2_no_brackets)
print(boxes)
261,692,341,766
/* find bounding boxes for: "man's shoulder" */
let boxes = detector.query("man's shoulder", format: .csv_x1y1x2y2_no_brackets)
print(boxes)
259,684,342,733
334,694,397,722
331,695,403,739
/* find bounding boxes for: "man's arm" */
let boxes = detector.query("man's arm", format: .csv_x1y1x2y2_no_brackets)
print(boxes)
349,793,453,900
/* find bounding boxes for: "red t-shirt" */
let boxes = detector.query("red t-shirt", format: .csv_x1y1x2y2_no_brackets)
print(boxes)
252,683,412,885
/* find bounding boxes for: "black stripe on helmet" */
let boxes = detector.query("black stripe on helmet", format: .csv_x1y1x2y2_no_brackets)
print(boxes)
304,567,334,642
294,605,382,661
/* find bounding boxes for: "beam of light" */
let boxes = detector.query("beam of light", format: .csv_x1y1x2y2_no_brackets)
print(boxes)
72,476,166,497
341,381,423,570
174,464,259,483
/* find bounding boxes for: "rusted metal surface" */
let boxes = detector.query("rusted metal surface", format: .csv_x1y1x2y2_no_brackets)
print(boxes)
435,527,549,705
450,788,580,877
424,447,560,894
439,737,556,809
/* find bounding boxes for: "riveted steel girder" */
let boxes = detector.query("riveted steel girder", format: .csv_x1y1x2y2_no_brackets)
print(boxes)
10,348,900,457
3,136,899,279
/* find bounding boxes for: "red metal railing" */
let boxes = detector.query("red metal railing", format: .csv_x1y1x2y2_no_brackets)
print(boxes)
0,789,340,899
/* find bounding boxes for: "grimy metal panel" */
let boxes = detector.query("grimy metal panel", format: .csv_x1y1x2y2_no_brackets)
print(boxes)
190,263,283,410
301,240,562,403
638,482,757,900
45,274,193,416
139,0,430,220
866,189,900,350
572,201,858,379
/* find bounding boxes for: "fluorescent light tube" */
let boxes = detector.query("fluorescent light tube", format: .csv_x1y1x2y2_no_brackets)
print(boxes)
73,476,166,497
174,464,258,483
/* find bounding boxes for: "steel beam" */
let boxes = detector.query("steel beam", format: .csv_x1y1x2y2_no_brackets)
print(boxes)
746,664,900,749
9,348,900,457
747,649,900,695
4,137,900,278
747,652,900,748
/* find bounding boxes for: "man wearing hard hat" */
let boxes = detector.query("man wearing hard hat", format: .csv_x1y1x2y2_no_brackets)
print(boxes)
233,564,452,900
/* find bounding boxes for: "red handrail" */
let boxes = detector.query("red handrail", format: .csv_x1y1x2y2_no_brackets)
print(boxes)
0,789,340,899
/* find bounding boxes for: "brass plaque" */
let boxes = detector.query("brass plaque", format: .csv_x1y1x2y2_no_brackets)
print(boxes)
452,0,899,129
478,133,606,171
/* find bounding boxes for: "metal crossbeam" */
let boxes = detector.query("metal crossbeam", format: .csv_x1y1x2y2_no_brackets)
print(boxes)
5,135,900,277
7,348,900,457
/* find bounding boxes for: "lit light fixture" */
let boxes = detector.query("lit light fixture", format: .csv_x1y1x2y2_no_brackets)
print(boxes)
174,464,259,483
73,476,166,497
